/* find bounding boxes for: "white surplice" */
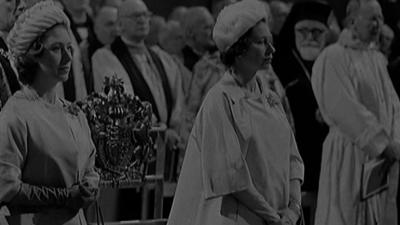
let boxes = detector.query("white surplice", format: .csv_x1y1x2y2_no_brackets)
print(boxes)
312,29,399,225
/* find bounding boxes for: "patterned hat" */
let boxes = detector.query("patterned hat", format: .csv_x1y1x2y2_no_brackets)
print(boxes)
7,0,70,58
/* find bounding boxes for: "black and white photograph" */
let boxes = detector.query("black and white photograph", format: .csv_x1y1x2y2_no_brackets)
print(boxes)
1,0,400,224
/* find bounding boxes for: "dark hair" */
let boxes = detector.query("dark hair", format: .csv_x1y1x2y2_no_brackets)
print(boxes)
16,40,45,85
220,29,253,67
220,19,267,67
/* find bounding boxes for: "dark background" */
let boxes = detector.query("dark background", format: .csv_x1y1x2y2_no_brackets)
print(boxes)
144,0,400,30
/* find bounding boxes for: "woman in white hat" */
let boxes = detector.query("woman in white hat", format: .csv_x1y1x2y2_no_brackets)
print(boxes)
167,0,304,225
0,1,99,224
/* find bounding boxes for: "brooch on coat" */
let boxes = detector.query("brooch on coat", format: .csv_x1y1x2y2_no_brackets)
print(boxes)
266,93,280,107
64,102,81,116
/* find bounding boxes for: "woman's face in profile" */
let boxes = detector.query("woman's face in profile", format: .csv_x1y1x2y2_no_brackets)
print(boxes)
38,24,73,82
241,21,275,70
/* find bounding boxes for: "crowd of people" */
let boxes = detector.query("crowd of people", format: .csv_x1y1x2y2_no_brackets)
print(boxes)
1,0,400,224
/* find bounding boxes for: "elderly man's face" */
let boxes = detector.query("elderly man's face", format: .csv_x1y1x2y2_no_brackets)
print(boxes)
295,20,328,61
190,12,215,50
0,0,17,32
119,0,151,41
160,26,185,55
353,1,383,43
95,7,118,45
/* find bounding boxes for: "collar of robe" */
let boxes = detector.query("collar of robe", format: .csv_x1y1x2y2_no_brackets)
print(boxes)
229,68,260,92
121,36,147,54
221,71,281,107
338,29,379,51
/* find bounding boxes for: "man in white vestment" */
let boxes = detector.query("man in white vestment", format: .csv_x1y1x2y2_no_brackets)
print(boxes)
312,0,400,224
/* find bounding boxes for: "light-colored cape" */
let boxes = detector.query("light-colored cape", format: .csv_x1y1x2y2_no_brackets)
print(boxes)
168,71,304,225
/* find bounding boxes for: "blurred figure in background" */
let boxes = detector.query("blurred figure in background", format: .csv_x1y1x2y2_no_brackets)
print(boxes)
145,15,166,47
380,23,400,98
90,0,121,16
168,6,187,26
210,0,237,20
182,6,216,71
158,21,191,97
269,0,291,43
324,11,341,46
159,21,185,63
81,5,119,94
93,6,119,50
380,23,395,58
312,0,400,224
60,0,92,44
0,0,22,108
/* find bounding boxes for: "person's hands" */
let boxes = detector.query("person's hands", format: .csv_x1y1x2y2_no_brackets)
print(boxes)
80,180,99,200
264,214,284,225
65,182,98,211
278,207,300,225
166,128,182,150
269,220,285,225
382,141,400,161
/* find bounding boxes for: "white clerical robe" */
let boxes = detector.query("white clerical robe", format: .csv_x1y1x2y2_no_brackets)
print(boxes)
312,29,399,225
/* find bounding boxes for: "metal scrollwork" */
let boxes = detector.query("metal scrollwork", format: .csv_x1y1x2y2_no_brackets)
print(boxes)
78,75,154,185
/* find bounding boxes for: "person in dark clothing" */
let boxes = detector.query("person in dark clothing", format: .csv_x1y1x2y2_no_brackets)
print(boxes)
0,0,22,108
269,0,291,45
272,0,333,193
